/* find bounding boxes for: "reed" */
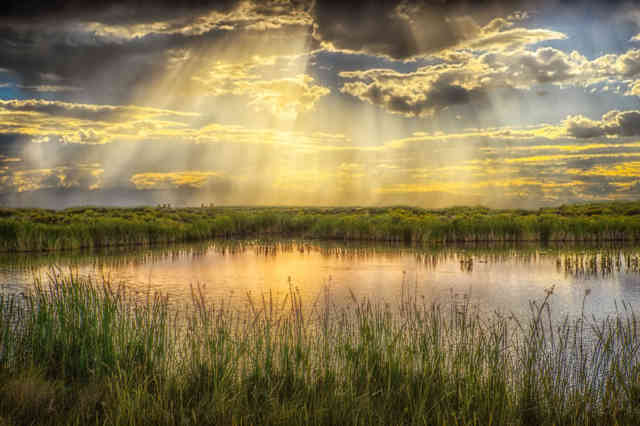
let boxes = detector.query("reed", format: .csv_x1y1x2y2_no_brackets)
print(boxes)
3,202,640,252
0,273,639,424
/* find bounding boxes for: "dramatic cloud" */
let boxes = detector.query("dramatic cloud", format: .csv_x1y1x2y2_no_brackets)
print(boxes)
74,1,312,41
565,110,640,139
312,3,565,60
339,47,580,116
337,45,640,117
1,0,640,207
0,1,314,106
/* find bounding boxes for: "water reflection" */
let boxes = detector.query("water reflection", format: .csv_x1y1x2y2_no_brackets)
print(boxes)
1,240,640,321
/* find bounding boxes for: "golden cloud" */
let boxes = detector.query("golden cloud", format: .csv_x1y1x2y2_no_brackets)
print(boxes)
129,171,225,190
0,164,103,192
0,98,358,150
193,54,329,119
452,15,566,54
75,1,313,42
234,75,330,118
0,100,195,145
566,161,640,178
505,153,640,164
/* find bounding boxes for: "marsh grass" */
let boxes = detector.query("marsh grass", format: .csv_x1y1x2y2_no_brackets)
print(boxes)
0,273,640,424
4,202,640,252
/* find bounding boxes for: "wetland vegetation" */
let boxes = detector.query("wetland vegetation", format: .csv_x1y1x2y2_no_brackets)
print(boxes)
3,205,640,424
1,272,640,424
4,201,640,251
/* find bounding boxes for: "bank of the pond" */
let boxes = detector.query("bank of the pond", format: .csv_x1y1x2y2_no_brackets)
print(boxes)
0,273,639,425
3,202,640,251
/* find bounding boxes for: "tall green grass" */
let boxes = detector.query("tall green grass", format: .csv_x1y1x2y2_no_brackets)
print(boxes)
0,274,640,424
4,202,640,251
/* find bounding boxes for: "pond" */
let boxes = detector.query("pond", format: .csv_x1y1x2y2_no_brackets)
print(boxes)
1,240,640,321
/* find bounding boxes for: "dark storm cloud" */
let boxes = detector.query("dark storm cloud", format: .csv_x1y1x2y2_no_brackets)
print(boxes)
0,0,314,103
1,0,625,26
0,0,629,104
312,2,557,60
0,1,232,79
0,26,179,101
0,0,625,78
0,0,239,25
310,0,630,60
311,1,476,60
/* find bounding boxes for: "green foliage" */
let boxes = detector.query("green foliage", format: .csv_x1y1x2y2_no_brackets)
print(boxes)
3,201,640,251
0,274,640,424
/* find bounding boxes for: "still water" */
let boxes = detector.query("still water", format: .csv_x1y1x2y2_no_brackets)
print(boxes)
1,240,640,320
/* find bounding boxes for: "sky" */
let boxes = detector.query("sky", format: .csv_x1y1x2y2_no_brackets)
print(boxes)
2,0,640,208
